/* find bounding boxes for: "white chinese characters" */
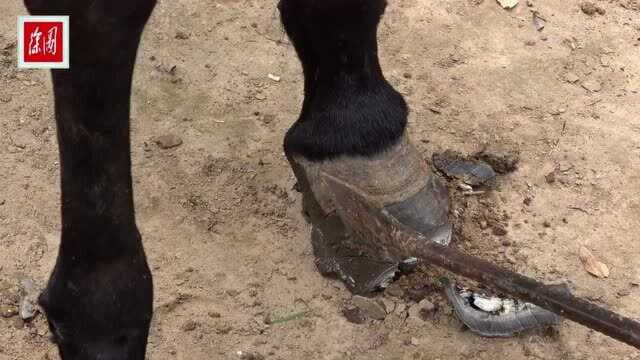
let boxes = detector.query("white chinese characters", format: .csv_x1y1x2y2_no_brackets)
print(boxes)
28,26,42,55
46,27,57,55
28,25,58,56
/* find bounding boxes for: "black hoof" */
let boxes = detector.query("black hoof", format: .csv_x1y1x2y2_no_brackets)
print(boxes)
289,135,452,293
310,212,398,294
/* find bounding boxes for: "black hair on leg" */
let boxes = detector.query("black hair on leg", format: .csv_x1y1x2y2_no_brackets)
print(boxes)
280,0,409,161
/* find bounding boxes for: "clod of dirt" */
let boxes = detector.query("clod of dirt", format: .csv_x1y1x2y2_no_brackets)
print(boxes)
385,283,404,298
181,320,198,332
155,63,178,76
496,0,519,9
343,306,367,324
352,296,387,320
579,246,610,278
545,171,556,184
261,114,276,125
476,152,519,174
379,297,396,314
175,30,190,40
581,80,602,92
491,223,509,236
408,299,436,321
580,1,606,15
532,12,546,31
564,72,580,83
155,134,183,149
617,289,631,298
433,150,497,186
237,351,265,360
215,323,233,335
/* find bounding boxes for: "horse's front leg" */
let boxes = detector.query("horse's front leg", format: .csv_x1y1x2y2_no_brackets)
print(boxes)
24,0,157,358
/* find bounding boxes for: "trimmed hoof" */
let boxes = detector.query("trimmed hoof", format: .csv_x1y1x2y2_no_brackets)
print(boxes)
445,284,562,337
288,135,451,293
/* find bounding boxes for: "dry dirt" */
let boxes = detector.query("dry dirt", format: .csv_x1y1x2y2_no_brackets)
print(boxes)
1,0,640,359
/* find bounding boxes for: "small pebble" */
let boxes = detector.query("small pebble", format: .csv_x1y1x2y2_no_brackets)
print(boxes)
19,299,36,321
581,80,602,92
268,73,281,82
237,351,265,360
261,114,276,124
155,134,183,149
564,72,580,83
617,290,631,298
20,279,39,321
395,303,408,316
181,320,198,332
379,297,396,314
545,171,556,184
343,307,367,324
215,323,233,334
385,284,404,298
0,306,18,318
492,224,508,236
352,295,387,320
580,1,605,15
408,299,436,321
175,30,190,40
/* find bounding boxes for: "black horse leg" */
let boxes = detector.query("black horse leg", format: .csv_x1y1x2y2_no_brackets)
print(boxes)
23,0,156,358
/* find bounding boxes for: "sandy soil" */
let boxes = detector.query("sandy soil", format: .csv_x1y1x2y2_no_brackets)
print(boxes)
1,0,640,359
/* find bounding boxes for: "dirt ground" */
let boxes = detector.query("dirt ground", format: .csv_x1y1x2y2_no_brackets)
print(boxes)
1,0,640,359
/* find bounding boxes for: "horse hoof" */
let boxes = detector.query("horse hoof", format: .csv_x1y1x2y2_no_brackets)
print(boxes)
289,135,451,293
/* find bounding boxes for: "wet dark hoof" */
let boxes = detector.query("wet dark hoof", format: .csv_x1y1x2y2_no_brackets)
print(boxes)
311,213,398,294
288,135,452,293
